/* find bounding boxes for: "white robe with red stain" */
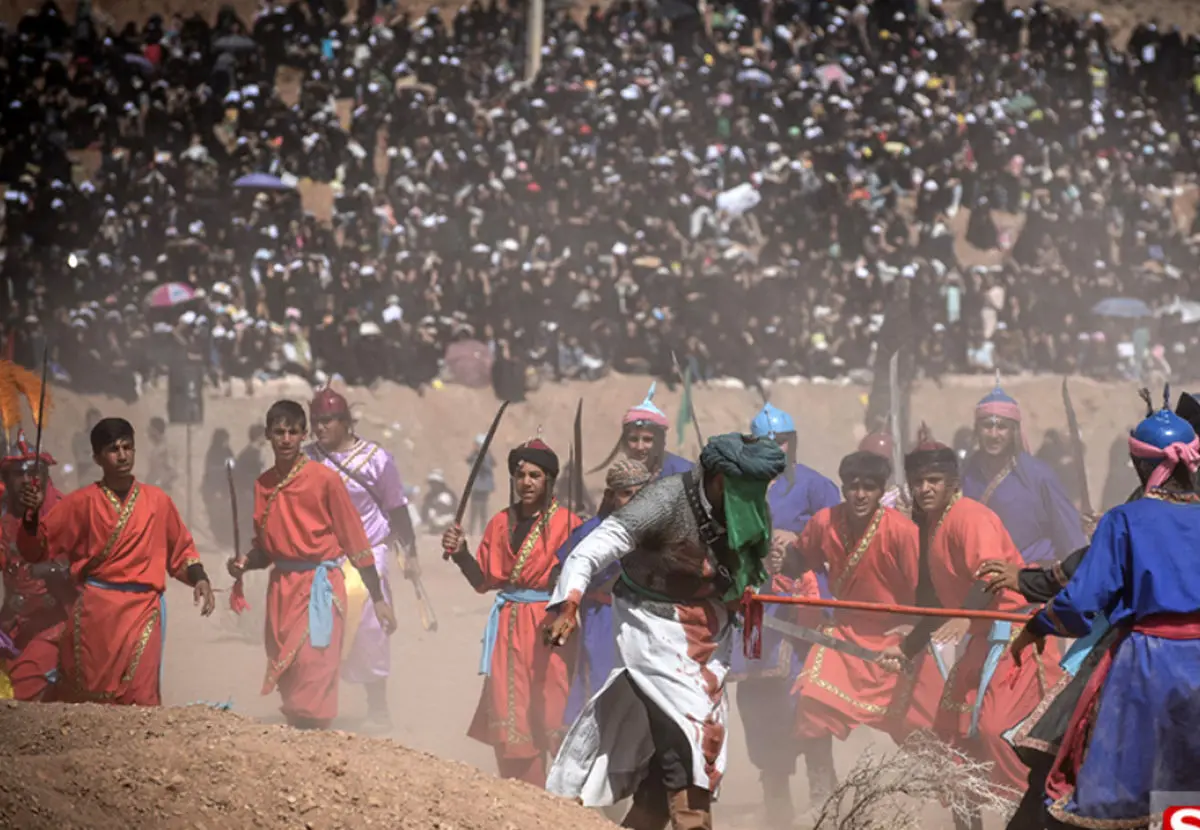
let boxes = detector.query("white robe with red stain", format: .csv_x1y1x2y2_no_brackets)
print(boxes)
546,514,733,806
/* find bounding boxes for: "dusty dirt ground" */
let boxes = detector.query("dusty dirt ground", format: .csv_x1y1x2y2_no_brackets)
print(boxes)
0,372,1131,829
0,701,622,830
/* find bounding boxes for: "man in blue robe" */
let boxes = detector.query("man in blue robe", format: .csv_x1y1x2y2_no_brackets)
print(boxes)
730,403,841,828
590,383,693,481
1011,391,1200,828
962,384,1086,565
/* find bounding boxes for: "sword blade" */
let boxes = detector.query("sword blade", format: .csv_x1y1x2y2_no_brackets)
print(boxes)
411,574,438,632
1061,378,1094,516
454,401,510,528
225,458,241,560
761,614,893,670
887,351,908,503
572,398,584,515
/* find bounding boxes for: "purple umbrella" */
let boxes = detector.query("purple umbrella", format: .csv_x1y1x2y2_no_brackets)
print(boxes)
445,340,494,388
145,282,198,308
233,172,293,191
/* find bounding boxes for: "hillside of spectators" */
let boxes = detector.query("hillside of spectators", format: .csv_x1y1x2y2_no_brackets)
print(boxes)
3,0,1200,404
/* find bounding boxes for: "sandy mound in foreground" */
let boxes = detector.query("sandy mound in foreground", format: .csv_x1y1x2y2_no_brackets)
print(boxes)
0,702,611,830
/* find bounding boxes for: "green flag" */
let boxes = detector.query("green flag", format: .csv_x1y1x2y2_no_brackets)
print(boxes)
676,362,693,448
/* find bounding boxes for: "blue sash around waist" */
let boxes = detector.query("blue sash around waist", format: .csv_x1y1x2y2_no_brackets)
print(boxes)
479,587,552,676
969,620,1013,739
85,578,166,691
1061,616,1111,676
272,559,341,650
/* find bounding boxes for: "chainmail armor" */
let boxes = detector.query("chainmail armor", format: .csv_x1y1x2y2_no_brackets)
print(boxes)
611,474,723,602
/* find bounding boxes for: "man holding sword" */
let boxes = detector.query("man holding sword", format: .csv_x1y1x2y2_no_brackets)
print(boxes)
227,400,397,730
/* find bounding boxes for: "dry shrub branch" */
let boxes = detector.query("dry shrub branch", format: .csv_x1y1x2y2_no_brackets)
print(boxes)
811,731,1021,830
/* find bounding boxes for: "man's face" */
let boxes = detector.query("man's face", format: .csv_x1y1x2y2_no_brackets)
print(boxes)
95,438,135,479
609,482,645,511
976,417,1016,457
313,415,350,451
513,461,547,508
3,464,41,503
910,470,955,516
842,476,884,520
268,420,306,466
623,427,657,463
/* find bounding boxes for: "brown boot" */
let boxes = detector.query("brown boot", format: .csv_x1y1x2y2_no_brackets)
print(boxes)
666,787,713,830
622,777,670,830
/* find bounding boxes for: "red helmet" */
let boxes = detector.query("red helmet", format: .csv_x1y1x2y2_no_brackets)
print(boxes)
858,431,893,460
310,387,351,420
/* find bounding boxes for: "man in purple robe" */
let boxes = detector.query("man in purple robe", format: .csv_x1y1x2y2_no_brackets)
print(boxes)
730,403,841,828
962,383,1086,565
307,386,417,728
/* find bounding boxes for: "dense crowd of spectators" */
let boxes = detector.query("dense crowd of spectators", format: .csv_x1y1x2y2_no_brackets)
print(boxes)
3,0,1200,401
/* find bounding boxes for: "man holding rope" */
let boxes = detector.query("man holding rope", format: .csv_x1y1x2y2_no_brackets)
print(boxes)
875,428,1061,815
791,451,938,751
1008,390,1200,829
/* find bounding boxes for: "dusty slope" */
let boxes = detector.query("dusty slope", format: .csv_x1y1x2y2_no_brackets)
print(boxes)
0,701,615,830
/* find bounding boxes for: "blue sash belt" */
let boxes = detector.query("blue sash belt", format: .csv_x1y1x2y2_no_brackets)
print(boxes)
479,588,551,676
1061,616,1111,676
273,559,340,649
968,620,1012,739
85,578,166,691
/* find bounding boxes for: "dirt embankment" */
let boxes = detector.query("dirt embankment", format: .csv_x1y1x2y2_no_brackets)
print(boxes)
0,701,614,830
41,373,1141,553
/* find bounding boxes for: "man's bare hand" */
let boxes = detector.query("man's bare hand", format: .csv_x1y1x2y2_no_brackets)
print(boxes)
441,525,466,559
932,617,971,645
875,644,909,674
194,579,216,617
1010,624,1045,668
374,600,399,635
19,482,44,513
976,560,1021,595
542,601,579,648
227,556,247,580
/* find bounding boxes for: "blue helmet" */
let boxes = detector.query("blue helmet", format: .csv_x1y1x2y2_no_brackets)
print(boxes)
750,404,795,439
1131,408,1196,450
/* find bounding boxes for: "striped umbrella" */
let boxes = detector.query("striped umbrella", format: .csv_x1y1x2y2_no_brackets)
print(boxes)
145,282,198,308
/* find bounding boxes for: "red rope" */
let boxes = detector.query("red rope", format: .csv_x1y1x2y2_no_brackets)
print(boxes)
743,590,1033,623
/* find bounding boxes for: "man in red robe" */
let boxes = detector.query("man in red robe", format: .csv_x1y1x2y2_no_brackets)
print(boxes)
878,431,1061,827
442,438,578,787
792,450,940,747
227,400,397,730
0,431,68,700
17,417,216,705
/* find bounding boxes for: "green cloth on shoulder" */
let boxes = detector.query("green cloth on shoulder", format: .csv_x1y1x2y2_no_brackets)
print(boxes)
699,433,786,601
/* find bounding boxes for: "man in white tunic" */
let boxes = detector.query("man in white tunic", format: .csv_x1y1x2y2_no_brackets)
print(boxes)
544,433,786,830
